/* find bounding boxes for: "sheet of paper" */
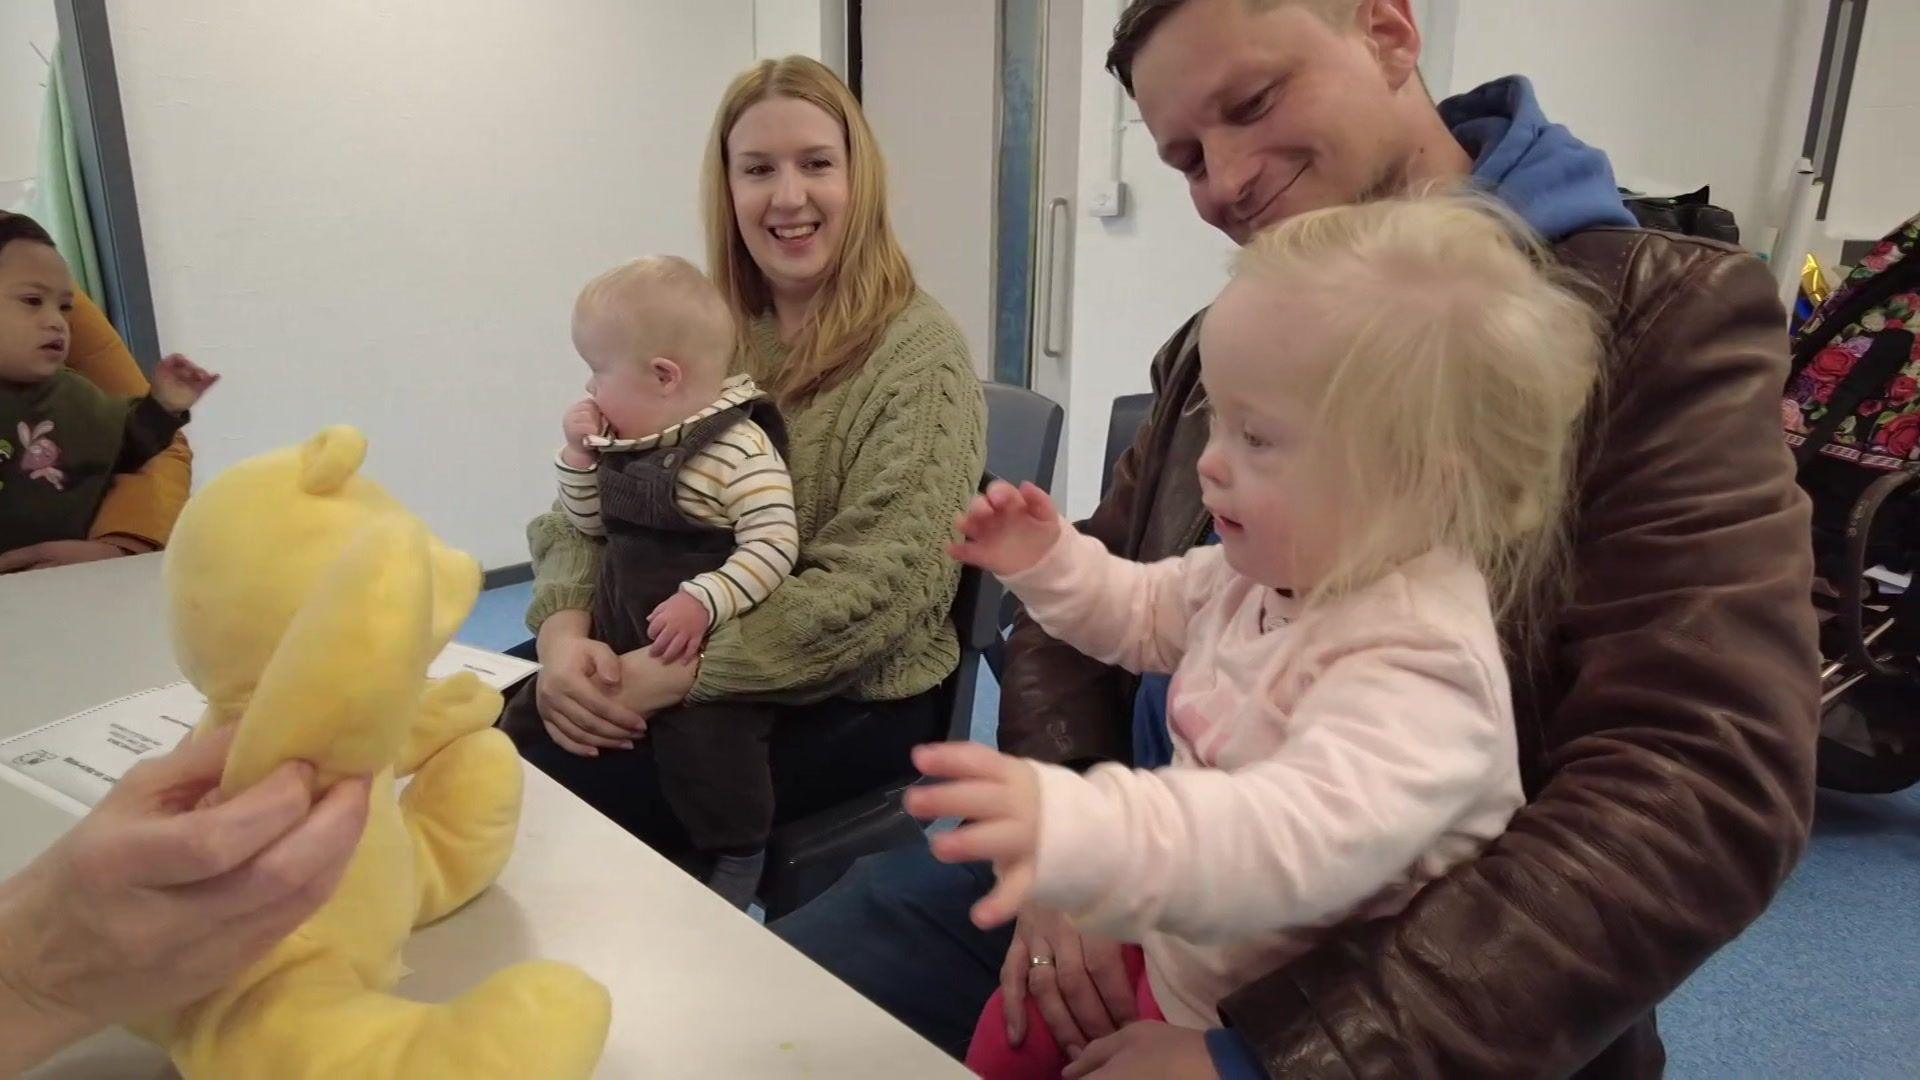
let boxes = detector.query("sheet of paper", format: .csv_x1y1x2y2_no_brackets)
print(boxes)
0,643,537,815
429,642,541,688
0,682,206,815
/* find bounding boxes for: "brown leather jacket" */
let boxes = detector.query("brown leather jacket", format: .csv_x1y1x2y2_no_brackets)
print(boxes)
998,229,1820,1077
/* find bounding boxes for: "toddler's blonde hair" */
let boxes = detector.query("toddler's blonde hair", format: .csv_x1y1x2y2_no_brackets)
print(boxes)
1234,190,1604,630
575,255,736,380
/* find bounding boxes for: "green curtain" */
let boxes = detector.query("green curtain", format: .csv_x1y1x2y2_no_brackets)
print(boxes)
29,46,106,304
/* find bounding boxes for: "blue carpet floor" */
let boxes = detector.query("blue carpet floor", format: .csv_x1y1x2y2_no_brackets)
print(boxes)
460,585,1919,1075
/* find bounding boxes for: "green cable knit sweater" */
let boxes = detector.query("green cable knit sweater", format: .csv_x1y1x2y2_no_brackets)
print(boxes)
525,291,987,706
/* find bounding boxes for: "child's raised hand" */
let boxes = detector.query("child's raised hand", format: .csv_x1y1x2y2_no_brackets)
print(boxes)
561,399,605,468
948,480,1061,578
904,742,1041,930
150,353,220,415
646,592,710,665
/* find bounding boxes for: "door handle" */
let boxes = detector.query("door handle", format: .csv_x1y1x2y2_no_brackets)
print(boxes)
1041,197,1071,359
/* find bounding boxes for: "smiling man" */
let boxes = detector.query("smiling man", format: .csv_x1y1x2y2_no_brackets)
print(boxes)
772,2,1821,1076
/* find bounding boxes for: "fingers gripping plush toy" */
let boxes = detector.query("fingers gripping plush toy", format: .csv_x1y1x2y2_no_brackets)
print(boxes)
140,426,611,1078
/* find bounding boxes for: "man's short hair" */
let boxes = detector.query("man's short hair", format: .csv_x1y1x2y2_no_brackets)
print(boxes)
1107,0,1360,96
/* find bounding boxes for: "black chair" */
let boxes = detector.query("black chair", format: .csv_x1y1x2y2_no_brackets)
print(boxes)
1102,393,1155,500
757,382,1064,918
982,381,1065,502
985,391,1154,680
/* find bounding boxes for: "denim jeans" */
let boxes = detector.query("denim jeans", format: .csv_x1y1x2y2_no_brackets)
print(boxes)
769,843,1011,1059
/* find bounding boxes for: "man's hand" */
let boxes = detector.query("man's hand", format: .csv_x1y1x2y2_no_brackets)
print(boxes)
646,592,711,665
995,906,1136,1057
0,540,131,574
1064,1022,1218,1079
149,353,219,415
561,399,606,470
903,742,1041,929
949,480,1063,578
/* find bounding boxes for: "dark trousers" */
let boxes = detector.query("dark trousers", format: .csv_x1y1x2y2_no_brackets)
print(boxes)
500,681,941,869
770,844,1007,1060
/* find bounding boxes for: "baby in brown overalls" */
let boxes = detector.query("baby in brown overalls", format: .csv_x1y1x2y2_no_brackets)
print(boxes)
502,256,798,908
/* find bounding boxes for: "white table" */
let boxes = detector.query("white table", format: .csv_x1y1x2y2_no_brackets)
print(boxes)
1,555,964,1079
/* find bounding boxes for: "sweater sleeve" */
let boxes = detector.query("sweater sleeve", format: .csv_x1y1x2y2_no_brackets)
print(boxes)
688,344,986,705
1029,618,1512,946
65,292,192,547
116,397,188,473
524,505,603,633
1000,521,1226,677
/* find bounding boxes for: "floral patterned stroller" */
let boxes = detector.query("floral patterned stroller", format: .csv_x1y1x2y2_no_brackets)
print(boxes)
1784,214,1920,792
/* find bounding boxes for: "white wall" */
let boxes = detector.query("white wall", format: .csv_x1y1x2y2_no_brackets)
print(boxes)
0,0,58,212
1059,0,1232,517
753,0,849,74
860,3,998,376
108,0,756,569
1824,1,1920,246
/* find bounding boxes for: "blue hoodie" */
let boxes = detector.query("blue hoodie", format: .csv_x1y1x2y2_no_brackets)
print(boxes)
1201,75,1632,1080
1441,74,1638,240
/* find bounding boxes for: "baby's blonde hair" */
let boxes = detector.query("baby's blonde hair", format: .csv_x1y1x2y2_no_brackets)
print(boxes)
1234,191,1604,630
574,255,736,380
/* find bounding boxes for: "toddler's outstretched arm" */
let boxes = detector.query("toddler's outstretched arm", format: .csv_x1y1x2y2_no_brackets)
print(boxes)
952,480,1222,676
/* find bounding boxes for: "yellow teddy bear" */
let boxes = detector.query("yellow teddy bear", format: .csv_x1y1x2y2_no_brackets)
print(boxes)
139,426,612,1077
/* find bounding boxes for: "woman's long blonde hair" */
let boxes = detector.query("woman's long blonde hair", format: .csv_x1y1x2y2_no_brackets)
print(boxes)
1234,191,1604,634
702,56,916,406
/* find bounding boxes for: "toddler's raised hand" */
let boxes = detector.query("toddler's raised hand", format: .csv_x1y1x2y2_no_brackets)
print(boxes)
561,399,605,468
150,353,220,415
904,742,1041,930
948,480,1061,578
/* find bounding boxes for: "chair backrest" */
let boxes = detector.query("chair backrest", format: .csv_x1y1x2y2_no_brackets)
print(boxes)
1102,393,1155,499
940,385,1065,742
983,382,1065,494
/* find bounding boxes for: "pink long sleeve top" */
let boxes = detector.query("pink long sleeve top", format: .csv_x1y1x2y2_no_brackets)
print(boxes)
1004,522,1525,1027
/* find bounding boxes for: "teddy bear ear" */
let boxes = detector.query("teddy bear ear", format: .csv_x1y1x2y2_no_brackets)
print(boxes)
298,426,368,495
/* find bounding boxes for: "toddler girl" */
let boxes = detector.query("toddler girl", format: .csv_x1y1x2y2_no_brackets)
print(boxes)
906,193,1605,1078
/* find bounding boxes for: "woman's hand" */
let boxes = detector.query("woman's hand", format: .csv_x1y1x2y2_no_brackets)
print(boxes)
1063,1022,1218,1079
0,726,369,1073
948,480,1062,578
0,539,142,574
613,647,700,716
904,742,1041,929
533,611,647,756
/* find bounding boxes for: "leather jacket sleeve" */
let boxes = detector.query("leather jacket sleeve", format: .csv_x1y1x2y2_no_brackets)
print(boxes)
994,320,1195,766
1217,242,1821,1076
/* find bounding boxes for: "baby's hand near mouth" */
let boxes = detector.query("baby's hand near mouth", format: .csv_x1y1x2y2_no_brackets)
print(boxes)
561,399,606,469
150,353,220,415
